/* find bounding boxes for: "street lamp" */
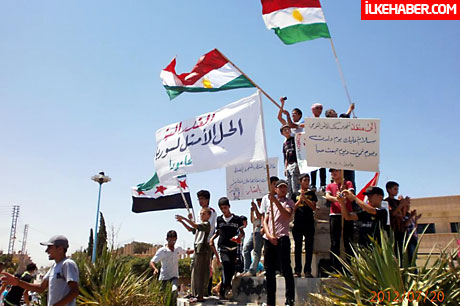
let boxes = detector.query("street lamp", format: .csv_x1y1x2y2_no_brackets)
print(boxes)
91,171,111,263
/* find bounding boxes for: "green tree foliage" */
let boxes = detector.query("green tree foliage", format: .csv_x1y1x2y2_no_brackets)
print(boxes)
96,212,107,257
87,228,94,258
74,248,173,306
132,241,153,254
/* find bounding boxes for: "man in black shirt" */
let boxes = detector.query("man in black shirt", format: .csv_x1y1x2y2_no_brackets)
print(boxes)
210,197,245,299
4,263,37,306
340,187,388,247
291,174,317,277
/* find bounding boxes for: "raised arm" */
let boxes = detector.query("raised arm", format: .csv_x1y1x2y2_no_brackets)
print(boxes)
277,98,287,125
345,103,355,117
343,190,377,215
176,215,194,232
0,272,48,294
251,201,262,220
339,194,358,221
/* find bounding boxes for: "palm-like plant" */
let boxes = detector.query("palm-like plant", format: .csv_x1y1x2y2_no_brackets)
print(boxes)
74,248,172,306
311,231,460,306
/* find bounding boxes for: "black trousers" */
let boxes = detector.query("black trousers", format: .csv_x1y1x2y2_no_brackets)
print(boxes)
311,168,327,187
219,249,237,297
264,236,295,305
330,215,354,270
292,224,315,274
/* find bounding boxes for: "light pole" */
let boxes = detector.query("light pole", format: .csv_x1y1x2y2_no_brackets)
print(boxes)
91,171,111,263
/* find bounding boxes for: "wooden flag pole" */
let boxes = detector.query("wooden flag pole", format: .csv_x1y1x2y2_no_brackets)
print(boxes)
328,39,357,118
266,164,277,238
177,177,195,222
216,49,282,110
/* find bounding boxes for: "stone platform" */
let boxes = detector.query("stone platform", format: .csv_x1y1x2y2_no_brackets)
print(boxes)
177,276,337,305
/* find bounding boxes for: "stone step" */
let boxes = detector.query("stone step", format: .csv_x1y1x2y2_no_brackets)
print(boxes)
177,276,338,305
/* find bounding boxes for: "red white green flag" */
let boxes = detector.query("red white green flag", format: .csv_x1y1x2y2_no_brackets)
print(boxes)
261,0,331,45
160,49,255,100
356,172,380,201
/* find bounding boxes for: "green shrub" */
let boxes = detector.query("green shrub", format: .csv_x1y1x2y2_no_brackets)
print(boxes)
311,231,460,306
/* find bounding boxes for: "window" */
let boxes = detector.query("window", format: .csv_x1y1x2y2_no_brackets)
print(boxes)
417,223,435,234
451,222,460,233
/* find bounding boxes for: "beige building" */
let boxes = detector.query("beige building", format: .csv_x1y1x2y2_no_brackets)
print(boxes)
411,195,460,255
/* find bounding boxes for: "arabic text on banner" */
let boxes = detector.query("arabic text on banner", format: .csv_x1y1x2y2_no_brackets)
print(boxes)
303,118,380,172
155,92,266,181
226,157,278,201
294,132,320,174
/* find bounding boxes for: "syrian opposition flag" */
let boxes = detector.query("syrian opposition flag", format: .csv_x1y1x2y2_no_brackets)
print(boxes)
261,0,331,45
160,49,255,100
132,173,192,213
356,172,380,201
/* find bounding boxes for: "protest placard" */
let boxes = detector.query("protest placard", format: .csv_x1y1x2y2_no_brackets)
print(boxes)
154,92,266,181
303,118,380,172
226,158,278,201
294,132,320,174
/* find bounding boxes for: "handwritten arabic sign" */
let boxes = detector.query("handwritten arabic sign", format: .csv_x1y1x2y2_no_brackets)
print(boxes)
294,132,320,174
303,118,380,172
155,92,266,181
226,158,278,201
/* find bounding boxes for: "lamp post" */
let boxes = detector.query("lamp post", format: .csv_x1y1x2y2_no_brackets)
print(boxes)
91,171,111,263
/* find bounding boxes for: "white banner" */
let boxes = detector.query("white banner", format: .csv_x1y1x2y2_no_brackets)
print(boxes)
155,92,266,181
304,118,380,172
226,157,278,201
294,132,320,174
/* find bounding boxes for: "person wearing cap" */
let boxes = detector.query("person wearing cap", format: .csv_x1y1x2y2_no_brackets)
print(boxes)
210,197,245,299
325,169,355,270
1,235,79,306
263,179,295,306
339,187,389,247
3,263,37,306
280,125,300,198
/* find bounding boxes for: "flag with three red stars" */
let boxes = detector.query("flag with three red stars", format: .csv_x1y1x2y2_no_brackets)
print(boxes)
132,173,192,213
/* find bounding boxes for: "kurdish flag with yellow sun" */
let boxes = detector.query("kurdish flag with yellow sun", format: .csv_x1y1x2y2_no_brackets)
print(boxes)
261,0,331,45
160,49,255,100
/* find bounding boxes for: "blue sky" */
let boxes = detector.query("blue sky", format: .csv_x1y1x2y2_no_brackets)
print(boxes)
1,1,459,267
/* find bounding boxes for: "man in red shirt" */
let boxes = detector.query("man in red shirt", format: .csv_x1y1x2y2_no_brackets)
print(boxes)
325,169,355,271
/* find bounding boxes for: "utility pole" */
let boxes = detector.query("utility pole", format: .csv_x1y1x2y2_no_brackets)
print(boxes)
8,205,20,255
19,224,29,271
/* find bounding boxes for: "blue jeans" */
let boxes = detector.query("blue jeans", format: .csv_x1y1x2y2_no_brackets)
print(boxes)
243,230,263,274
286,163,300,198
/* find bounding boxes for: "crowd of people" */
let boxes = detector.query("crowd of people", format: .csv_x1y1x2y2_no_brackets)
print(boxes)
0,99,423,306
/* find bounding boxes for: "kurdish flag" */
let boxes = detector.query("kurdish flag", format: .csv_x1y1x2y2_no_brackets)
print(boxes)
160,49,255,100
261,0,331,45
132,173,192,213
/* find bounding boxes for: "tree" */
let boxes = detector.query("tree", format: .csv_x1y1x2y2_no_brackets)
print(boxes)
132,241,153,254
96,212,107,257
87,228,94,259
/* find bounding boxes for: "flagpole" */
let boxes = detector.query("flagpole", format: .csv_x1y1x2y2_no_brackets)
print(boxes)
328,38,356,117
257,90,277,237
216,49,282,110
177,178,195,222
